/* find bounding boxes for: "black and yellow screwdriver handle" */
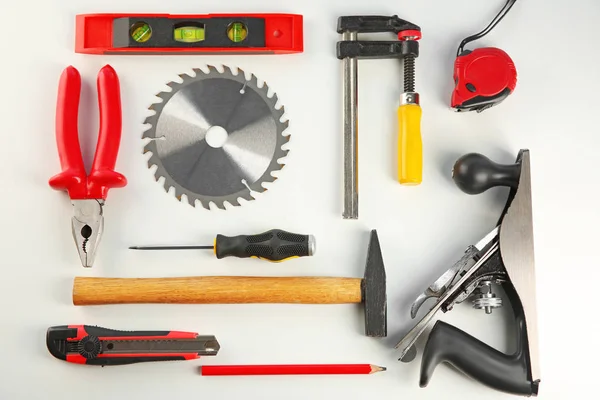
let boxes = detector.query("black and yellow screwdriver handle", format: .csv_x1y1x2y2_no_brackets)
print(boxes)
214,229,316,262
398,93,422,185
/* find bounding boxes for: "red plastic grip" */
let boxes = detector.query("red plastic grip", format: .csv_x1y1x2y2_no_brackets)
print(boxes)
49,65,126,200
88,65,126,199
49,66,87,199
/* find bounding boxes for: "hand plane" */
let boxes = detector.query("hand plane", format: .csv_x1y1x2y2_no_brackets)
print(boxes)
395,150,540,396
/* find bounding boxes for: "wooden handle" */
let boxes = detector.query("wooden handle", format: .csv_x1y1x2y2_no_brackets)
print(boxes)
73,276,363,305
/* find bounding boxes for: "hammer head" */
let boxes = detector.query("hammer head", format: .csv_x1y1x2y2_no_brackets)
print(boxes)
362,230,387,337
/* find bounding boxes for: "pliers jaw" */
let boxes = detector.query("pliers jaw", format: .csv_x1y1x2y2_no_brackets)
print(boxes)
71,200,104,268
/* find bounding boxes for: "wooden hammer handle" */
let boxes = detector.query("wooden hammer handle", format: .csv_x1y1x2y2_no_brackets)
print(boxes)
73,276,363,305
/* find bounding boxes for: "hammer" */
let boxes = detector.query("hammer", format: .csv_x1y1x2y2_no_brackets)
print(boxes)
73,230,387,337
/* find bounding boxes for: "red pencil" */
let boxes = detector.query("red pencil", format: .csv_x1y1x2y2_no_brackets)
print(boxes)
200,364,386,376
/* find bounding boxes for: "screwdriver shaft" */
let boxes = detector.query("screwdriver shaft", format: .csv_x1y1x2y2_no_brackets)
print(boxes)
129,246,213,250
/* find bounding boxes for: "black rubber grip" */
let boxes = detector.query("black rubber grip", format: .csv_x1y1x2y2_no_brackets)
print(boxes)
214,229,313,261
83,325,170,337
420,284,539,396
452,153,521,195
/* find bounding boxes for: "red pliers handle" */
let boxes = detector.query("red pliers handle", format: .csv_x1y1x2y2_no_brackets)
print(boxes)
49,65,126,200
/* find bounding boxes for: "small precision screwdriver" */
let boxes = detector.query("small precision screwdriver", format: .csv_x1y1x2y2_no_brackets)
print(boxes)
130,229,316,262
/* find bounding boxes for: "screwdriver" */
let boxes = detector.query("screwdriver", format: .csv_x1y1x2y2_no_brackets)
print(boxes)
130,229,316,262
398,30,423,185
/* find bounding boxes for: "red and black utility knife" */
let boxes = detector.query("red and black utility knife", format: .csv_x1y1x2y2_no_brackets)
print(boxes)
47,325,219,366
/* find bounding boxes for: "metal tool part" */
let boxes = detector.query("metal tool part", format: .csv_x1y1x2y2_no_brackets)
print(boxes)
498,151,540,384
471,281,502,313
71,200,104,268
396,235,499,361
143,66,289,209
395,150,540,396
409,228,499,319
100,338,219,354
341,30,358,219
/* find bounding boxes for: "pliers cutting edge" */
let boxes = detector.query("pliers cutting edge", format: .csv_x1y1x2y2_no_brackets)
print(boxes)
49,65,126,267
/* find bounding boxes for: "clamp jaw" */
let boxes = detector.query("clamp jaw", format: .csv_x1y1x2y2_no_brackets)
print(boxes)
336,15,420,60
396,150,540,396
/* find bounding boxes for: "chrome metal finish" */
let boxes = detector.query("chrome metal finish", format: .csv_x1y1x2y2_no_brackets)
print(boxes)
471,281,503,314
143,66,289,210
409,228,499,319
400,92,420,106
307,235,317,256
396,240,499,361
342,31,359,220
71,199,104,268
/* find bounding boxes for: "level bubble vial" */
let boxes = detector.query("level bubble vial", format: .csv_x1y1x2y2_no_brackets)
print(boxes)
130,21,152,43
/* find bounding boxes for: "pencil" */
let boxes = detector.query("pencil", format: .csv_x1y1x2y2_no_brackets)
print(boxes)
200,364,386,376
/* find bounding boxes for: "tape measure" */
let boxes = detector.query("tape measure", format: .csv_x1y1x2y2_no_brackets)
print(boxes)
451,0,518,112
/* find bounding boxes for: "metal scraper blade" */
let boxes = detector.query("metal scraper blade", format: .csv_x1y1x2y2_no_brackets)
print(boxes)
143,65,289,209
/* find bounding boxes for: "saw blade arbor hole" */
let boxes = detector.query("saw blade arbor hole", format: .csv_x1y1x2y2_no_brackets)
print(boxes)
205,126,229,148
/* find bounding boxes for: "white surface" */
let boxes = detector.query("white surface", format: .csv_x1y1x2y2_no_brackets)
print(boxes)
0,0,598,399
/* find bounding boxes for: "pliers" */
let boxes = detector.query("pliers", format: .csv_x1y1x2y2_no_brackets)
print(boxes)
49,65,126,267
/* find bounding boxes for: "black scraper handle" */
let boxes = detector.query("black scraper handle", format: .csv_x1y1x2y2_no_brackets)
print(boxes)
452,153,521,195
215,229,316,262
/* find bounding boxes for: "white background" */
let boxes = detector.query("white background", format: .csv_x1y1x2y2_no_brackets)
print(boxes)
0,0,597,399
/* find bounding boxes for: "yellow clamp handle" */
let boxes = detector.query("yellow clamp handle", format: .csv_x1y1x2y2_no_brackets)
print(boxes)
398,103,423,185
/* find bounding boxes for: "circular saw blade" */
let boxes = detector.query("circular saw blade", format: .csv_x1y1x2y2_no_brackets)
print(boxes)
143,65,289,209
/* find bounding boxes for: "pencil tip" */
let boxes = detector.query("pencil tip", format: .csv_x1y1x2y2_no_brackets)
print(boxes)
380,366,387,371
129,246,139,250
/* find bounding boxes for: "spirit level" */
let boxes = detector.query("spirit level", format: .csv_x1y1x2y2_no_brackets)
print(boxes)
75,13,303,55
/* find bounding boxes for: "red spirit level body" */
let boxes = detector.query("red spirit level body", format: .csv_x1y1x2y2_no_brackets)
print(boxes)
76,13,303,55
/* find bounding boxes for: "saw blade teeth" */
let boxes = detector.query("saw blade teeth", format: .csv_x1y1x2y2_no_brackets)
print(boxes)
143,115,154,126
227,198,240,207
156,92,169,102
191,67,203,77
275,106,285,119
178,73,192,81
153,168,162,181
260,81,269,94
221,65,232,75
262,174,277,184
240,191,255,201
206,65,217,74
166,81,179,90
146,153,159,167
248,73,258,87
